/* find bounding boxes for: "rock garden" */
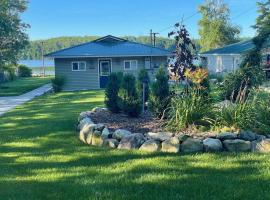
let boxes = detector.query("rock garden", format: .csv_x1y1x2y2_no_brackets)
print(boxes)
77,107,270,153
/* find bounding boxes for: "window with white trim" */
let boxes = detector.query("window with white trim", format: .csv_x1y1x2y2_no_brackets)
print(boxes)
72,61,86,71
124,60,137,70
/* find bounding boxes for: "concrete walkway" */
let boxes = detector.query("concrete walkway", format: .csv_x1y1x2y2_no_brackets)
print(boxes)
0,84,52,116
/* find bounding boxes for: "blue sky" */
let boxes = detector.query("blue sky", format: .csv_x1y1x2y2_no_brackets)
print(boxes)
22,0,259,40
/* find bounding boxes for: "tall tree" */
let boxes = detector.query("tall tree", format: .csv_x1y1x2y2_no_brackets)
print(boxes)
198,0,240,52
0,0,29,69
254,1,270,34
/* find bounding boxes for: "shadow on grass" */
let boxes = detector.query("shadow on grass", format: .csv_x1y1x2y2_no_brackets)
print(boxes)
0,90,270,200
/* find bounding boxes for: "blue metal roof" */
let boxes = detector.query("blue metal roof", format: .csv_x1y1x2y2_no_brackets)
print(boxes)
45,35,173,58
200,40,255,55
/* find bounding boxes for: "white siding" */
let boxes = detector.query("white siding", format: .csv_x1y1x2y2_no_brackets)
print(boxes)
203,55,243,73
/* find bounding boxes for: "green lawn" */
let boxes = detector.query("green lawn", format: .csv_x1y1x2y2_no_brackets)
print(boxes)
0,90,270,200
0,76,52,96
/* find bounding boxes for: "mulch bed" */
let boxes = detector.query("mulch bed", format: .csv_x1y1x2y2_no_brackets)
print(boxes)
89,111,163,134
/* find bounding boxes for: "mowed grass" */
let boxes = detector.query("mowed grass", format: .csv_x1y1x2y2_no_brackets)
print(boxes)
0,76,52,96
0,90,270,200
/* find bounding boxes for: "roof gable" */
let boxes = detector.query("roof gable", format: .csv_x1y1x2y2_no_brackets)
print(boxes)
93,35,126,43
45,35,172,58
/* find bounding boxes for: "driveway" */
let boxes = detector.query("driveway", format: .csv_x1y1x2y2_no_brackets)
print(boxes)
0,84,52,116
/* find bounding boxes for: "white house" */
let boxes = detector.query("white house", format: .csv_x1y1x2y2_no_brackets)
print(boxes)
199,40,257,74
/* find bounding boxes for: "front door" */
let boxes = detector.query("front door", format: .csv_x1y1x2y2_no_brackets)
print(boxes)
99,60,111,88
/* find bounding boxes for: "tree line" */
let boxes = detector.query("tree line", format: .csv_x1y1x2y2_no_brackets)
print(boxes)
20,36,182,60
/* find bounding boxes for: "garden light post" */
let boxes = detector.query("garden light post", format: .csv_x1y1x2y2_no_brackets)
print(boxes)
142,77,148,113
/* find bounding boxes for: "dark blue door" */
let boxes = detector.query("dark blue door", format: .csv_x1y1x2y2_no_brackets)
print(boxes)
99,60,111,88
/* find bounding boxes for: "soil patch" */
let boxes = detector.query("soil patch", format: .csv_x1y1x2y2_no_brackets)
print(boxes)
90,111,163,134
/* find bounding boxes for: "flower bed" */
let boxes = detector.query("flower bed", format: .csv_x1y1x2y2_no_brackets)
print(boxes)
77,107,270,153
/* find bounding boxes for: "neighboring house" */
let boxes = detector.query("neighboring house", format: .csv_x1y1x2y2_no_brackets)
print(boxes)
46,35,172,91
199,39,270,76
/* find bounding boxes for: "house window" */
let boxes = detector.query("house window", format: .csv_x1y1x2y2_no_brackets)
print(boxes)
216,56,223,72
124,60,137,70
145,57,151,69
72,61,86,71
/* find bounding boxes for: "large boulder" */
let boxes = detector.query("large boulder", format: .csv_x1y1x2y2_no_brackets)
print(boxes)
78,111,93,122
181,138,203,153
251,139,270,153
79,123,96,143
101,127,111,139
238,130,256,141
113,129,132,140
223,139,251,152
91,130,104,146
178,133,189,142
95,123,105,131
78,117,94,130
139,140,161,152
203,138,223,152
217,132,237,140
161,137,180,153
118,133,146,150
102,139,119,148
146,132,174,141
255,134,267,141
92,107,108,112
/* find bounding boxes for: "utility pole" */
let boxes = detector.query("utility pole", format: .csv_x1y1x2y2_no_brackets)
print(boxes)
41,41,45,77
150,29,159,46
152,32,159,46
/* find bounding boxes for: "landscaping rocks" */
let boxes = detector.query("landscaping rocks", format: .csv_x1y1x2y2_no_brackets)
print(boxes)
76,108,270,154
251,139,270,153
255,134,266,142
217,132,237,140
203,138,223,152
223,139,251,152
118,133,145,150
78,111,93,122
113,129,132,140
178,133,189,142
78,117,94,130
140,140,161,152
101,128,111,139
103,139,119,149
146,132,174,141
95,123,105,131
238,130,257,141
181,138,203,153
91,131,103,146
161,137,180,153
79,123,96,143
92,107,108,112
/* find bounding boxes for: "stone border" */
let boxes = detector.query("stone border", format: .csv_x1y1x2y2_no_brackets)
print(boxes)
77,107,270,153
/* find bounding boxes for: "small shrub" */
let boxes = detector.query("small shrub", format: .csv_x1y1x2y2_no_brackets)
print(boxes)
165,90,213,132
255,99,270,135
121,97,141,117
18,65,32,77
51,76,65,92
150,66,170,118
137,68,150,103
118,74,141,117
214,101,256,131
105,72,123,113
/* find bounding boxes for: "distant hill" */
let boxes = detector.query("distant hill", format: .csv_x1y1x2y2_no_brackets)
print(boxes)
20,36,178,60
